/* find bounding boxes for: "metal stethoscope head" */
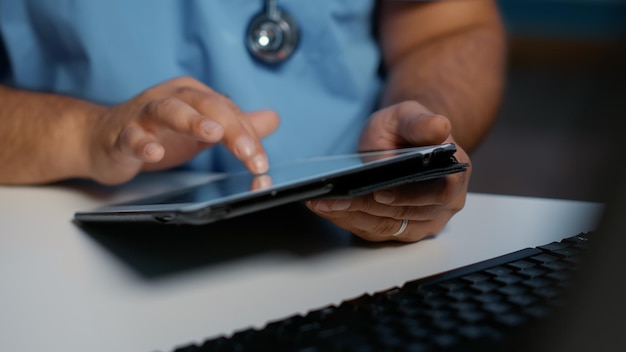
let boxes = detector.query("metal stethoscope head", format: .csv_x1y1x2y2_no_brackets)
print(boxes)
246,0,299,64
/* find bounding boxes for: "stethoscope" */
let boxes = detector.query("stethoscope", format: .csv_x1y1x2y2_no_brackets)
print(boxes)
246,0,299,64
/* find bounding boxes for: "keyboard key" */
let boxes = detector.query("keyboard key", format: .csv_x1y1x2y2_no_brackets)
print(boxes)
485,266,514,277
553,247,581,257
483,302,513,314
449,301,478,312
540,261,569,272
471,281,500,293
537,242,570,252
434,318,460,331
493,274,524,285
446,289,475,302
522,278,552,289
496,313,527,327
564,255,582,265
432,333,460,348
473,293,502,304
534,287,561,299
400,320,430,339
437,279,468,291
458,310,487,323
507,294,537,307
508,260,536,270
518,267,547,278
424,297,451,309
457,325,493,339
497,284,527,296
530,253,559,263
421,308,452,320
462,273,491,284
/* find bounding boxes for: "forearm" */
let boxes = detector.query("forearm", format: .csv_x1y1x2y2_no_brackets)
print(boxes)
0,85,102,184
379,1,506,153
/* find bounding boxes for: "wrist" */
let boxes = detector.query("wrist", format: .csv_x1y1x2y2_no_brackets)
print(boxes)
69,100,109,181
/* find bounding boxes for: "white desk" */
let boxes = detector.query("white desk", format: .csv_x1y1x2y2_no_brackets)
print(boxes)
0,172,603,352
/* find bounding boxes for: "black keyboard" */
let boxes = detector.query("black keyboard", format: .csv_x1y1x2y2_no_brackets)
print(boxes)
172,233,591,352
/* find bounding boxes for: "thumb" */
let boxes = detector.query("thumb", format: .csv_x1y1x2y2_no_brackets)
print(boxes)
245,110,280,138
360,101,451,151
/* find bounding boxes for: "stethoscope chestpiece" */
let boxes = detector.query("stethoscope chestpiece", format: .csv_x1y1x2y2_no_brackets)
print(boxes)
246,0,299,64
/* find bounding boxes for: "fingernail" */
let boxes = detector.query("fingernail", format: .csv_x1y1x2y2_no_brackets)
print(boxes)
235,137,255,158
201,120,222,139
316,201,330,212
331,199,351,210
250,174,272,190
143,143,163,161
375,191,395,204
251,154,269,174
144,143,159,156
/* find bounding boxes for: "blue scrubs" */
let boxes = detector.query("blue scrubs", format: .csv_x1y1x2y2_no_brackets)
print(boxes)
0,0,382,172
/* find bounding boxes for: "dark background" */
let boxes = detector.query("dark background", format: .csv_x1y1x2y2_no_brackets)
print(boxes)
468,0,626,202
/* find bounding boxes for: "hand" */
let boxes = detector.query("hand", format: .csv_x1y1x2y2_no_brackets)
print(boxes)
306,101,471,242
85,76,279,185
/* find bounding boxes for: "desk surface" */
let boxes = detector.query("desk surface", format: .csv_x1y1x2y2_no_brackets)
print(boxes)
0,172,603,352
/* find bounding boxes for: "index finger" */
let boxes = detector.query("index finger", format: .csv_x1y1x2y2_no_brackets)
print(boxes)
177,87,270,174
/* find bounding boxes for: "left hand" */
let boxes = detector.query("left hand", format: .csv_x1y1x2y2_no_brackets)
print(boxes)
306,101,471,242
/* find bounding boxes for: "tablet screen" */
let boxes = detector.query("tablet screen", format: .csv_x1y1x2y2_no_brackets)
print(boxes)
118,145,448,208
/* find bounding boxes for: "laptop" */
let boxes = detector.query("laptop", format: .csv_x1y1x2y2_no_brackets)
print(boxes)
73,143,468,226
163,174,624,351
166,127,626,351
506,131,626,352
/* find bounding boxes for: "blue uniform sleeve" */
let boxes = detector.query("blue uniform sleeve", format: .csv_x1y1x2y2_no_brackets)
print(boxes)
0,0,383,172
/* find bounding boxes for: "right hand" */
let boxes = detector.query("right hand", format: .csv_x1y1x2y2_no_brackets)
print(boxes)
86,76,279,185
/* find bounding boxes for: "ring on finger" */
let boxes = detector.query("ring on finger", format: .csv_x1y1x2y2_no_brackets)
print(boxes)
391,219,409,237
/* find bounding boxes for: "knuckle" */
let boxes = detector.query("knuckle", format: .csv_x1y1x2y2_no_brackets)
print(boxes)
404,205,436,220
190,91,233,115
194,95,219,115
356,198,374,213
144,97,177,117
428,219,448,237
116,127,132,152
438,178,467,211
450,197,466,214
376,219,399,237
391,205,413,219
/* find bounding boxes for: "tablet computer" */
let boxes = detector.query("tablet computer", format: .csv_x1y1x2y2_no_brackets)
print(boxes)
73,143,468,225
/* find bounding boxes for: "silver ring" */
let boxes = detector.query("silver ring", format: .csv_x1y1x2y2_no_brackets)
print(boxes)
391,219,409,237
